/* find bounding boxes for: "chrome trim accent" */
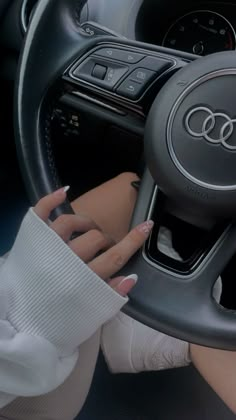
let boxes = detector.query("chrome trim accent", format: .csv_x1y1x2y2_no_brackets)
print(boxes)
71,91,126,115
185,106,236,150
142,186,231,279
21,0,37,33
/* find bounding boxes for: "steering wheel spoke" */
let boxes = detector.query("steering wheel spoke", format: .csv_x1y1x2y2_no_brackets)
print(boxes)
120,170,236,349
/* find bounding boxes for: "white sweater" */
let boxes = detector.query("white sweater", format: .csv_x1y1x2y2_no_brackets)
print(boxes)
0,209,128,408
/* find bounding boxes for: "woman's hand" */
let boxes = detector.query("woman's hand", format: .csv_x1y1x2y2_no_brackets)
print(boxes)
34,187,154,297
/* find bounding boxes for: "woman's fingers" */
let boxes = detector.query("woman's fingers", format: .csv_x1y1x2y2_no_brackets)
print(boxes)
68,229,115,262
34,188,102,243
109,275,138,297
34,187,70,221
88,220,154,279
33,189,154,298
50,214,99,243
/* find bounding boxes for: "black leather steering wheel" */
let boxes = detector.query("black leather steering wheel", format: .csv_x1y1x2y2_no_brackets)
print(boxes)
15,0,236,350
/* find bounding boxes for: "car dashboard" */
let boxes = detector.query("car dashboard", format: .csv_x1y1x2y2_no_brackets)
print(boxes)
1,0,236,79
17,0,236,59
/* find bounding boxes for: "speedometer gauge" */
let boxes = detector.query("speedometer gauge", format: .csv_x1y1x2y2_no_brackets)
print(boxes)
163,10,236,56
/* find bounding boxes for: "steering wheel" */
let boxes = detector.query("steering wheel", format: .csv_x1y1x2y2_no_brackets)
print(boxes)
15,0,236,350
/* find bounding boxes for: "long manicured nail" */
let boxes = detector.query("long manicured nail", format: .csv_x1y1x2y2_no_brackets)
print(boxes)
54,186,70,197
119,274,138,286
137,220,154,235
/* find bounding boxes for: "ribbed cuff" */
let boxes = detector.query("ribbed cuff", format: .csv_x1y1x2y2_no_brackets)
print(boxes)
2,209,128,356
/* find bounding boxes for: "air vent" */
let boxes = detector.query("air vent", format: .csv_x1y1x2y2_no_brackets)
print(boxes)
21,0,38,33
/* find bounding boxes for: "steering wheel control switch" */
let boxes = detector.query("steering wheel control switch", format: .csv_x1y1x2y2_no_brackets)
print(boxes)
80,21,127,38
92,64,107,80
94,47,145,64
116,68,156,99
116,79,144,99
129,68,156,83
72,57,129,90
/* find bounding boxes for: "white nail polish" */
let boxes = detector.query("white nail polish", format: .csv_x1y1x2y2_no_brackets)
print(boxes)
119,274,138,286
63,186,70,193
137,220,154,235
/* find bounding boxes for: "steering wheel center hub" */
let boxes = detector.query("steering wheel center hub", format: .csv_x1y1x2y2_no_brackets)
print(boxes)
145,52,236,219
169,71,236,190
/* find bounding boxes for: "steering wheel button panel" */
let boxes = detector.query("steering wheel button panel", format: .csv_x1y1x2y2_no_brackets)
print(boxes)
68,46,177,104
94,48,145,64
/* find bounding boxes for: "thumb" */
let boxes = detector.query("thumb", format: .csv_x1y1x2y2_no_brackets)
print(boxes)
109,274,138,297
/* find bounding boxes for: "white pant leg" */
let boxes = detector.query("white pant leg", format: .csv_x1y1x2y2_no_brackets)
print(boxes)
101,227,222,374
0,330,100,420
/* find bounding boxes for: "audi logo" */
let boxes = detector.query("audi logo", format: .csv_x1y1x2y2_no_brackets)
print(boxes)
185,106,236,150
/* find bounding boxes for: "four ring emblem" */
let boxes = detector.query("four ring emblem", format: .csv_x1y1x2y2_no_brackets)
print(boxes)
185,106,236,150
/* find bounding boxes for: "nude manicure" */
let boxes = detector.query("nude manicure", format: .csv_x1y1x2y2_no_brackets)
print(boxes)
137,220,154,235
54,186,70,197
119,274,138,286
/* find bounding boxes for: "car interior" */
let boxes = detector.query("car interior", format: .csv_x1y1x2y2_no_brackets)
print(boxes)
1,0,236,418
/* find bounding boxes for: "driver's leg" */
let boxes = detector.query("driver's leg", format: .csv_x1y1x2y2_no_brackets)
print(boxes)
101,231,192,374
71,172,140,242
0,172,139,420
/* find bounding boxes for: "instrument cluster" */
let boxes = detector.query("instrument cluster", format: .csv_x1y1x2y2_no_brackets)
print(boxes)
136,2,236,56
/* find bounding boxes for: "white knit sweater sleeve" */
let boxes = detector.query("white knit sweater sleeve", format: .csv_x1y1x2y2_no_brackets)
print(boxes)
0,208,127,407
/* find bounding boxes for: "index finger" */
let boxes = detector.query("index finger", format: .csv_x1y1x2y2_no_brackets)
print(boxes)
88,220,154,279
